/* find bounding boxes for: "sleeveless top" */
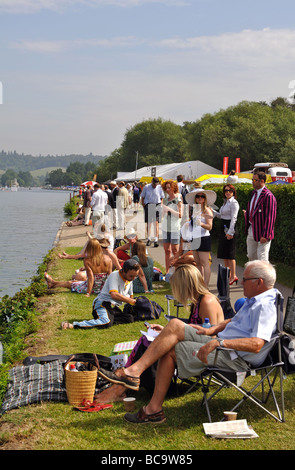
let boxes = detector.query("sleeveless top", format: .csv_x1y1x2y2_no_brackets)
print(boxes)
188,296,203,324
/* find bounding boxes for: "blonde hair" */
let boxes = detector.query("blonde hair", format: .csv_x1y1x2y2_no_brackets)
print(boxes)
85,238,103,265
131,240,148,267
170,264,215,308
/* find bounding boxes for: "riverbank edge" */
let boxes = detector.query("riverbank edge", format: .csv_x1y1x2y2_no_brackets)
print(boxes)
1,219,293,406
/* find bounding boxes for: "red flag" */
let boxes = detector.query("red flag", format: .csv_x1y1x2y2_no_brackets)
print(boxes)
223,157,229,175
235,158,240,173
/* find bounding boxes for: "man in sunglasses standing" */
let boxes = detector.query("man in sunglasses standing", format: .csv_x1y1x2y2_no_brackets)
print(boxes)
244,171,277,262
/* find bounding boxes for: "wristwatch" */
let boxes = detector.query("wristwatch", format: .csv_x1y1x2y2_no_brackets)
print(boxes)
217,338,225,348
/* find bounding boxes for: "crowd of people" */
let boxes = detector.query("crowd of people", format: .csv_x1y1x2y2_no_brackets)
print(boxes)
45,169,281,424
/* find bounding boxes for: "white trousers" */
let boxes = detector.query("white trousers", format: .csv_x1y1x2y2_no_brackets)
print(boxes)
84,207,92,225
246,226,271,261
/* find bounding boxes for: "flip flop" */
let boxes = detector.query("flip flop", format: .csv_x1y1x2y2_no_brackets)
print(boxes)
74,403,113,412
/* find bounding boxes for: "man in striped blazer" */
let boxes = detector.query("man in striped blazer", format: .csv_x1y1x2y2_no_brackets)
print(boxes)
244,171,277,262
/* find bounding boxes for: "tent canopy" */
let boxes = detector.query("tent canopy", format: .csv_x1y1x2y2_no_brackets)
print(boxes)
115,161,222,183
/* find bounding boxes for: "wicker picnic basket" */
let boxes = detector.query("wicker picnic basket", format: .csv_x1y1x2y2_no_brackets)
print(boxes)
64,354,99,406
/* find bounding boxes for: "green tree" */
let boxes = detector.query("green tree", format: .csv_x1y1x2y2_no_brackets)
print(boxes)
0,169,18,186
46,168,66,187
186,100,295,171
120,118,189,171
96,118,190,181
17,171,34,187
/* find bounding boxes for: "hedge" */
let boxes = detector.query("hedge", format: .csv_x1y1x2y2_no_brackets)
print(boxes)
205,183,295,266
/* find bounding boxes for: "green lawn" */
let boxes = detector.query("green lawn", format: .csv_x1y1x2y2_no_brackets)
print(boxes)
1,246,295,451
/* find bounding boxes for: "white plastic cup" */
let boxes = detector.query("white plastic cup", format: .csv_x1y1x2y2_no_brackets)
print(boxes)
123,397,136,412
224,411,237,421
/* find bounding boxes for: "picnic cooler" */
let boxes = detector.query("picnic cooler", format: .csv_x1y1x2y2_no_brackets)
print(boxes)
64,354,99,406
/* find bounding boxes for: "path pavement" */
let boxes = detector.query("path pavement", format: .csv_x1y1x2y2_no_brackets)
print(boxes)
55,209,292,308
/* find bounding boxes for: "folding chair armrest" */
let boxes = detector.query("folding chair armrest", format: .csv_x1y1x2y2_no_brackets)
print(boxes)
213,346,238,365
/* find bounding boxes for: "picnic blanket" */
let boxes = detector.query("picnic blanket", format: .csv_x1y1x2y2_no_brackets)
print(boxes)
1,360,67,414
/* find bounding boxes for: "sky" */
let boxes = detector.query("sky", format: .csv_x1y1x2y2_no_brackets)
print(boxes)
1,0,295,157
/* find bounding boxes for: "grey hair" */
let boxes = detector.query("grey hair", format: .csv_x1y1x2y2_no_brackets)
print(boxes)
244,260,276,289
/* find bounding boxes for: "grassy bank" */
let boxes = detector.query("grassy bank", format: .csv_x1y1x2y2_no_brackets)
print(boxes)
0,246,295,451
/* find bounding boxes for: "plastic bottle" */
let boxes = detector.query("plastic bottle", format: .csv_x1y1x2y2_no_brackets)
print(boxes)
202,318,211,328
224,225,228,234
70,364,78,372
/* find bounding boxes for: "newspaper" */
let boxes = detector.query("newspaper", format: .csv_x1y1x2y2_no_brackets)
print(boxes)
140,328,159,342
203,419,258,439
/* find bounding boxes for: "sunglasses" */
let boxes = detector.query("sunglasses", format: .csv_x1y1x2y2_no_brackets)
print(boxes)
224,189,233,193
195,194,205,199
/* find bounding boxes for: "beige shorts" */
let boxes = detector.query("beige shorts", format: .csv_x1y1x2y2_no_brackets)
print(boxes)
175,324,249,379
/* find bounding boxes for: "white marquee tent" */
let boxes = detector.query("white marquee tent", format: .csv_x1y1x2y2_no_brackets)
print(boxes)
115,160,222,182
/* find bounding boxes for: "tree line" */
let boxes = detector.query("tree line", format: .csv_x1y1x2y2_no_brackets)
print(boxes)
1,97,295,187
0,151,105,172
96,97,295,182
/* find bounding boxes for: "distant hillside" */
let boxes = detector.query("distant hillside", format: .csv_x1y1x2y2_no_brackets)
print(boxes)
30,167,67,177
0,151,107,172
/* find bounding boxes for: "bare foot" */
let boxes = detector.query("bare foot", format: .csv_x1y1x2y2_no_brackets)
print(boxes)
44,272,55,288
61,321,73,329
94,384,127,403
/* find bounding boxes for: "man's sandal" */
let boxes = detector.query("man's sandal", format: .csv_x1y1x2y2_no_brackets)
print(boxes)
124,407,166,424
97,366,140,391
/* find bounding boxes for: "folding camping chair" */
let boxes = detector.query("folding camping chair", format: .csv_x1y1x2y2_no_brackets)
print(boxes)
165,264,235,321
165,294,190,319
197,293,286,423
217,264,235,319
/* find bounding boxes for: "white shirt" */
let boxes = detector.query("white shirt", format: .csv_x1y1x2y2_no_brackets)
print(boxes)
212,197,239,236
93,271,133,309
90,189,108,212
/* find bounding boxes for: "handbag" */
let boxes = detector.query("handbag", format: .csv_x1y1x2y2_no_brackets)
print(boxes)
123,296,163,321
64,354,99,406
180,220,193,242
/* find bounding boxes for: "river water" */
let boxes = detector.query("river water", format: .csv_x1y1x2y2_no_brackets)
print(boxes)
0,188,70,299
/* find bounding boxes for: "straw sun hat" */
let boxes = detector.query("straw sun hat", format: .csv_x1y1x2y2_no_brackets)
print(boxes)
185,188,217,207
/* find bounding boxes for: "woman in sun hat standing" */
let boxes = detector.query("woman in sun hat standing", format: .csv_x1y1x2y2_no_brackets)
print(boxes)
185,188,216,287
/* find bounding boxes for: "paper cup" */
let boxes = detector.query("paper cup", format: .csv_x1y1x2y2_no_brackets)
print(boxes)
224,411,237,421
123,397,136,412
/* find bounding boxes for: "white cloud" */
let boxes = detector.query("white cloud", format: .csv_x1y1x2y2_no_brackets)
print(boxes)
9,36,143,53
155,28,295,66
9,28,295,70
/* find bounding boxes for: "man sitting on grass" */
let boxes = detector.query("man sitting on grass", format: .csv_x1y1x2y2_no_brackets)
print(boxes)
95,260,280,424
61,259,139,330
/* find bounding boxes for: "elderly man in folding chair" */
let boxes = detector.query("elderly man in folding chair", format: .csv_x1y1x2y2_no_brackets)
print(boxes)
96,260,280,424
